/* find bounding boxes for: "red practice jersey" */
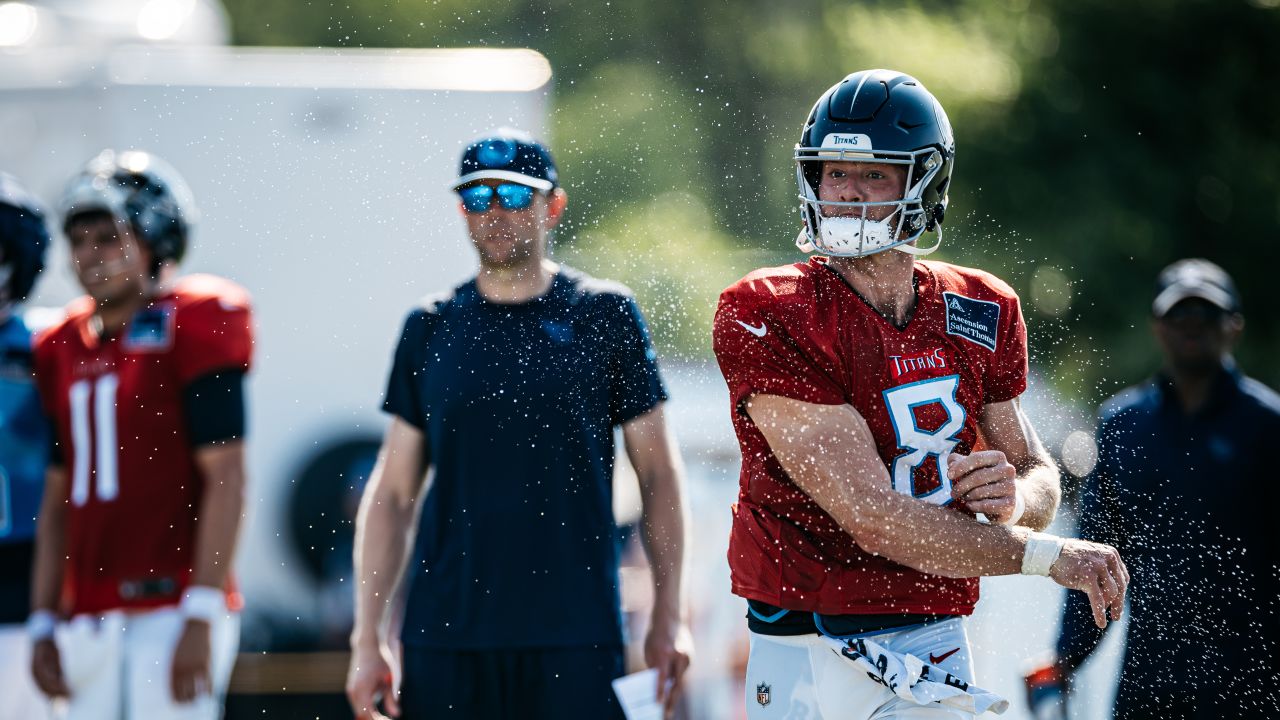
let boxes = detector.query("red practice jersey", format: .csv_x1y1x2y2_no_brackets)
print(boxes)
713,257,1027,616
34,274,253,615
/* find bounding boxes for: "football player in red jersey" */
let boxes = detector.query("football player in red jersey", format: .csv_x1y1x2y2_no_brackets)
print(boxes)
28,150,250,720
713,69,1129,718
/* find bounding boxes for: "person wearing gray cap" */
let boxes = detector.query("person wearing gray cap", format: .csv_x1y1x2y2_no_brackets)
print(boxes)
1026,258,1280,718
346,128,692,720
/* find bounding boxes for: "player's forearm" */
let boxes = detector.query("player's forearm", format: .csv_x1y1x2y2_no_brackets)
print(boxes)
622,406,689,622
846,493,1030,578
1013,457,1060,531
30,467,68,612
350,474,417,648
190,444,247,589
786,450,1028,577
638,467,688,623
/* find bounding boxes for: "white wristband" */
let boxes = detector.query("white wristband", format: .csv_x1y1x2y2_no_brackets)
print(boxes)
1021,532,1065,576
1000,491,1027,526
180,586,225,623
26,609,57,641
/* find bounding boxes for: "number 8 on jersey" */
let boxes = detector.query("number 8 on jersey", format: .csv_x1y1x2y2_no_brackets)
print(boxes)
882,375,966,504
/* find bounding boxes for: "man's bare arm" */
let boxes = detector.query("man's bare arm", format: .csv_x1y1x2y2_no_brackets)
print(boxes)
30,465,68,614
346,416,428,720
747,394,1026,576
29,465,70,698
948,399,1060,530
168,441,248,703
621,404,694,712
190,442,247,590
980,398,1060,530
351,417,428,648
621,405,688,629
746,394,1127,627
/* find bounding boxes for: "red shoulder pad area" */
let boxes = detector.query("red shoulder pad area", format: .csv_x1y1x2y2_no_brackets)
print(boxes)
924,261,1028,402
713,263,846,410
729,262,822,305
924,260,1020,305
171,274,255,384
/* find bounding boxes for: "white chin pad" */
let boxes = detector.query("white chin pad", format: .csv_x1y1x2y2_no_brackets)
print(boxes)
819,216,895,255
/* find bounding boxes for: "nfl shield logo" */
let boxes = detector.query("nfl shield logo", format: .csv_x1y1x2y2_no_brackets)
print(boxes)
756,682,771,707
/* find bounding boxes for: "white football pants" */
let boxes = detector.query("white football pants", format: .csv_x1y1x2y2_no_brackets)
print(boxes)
745,617,1008,719
54,606,239,720
0,623,53,720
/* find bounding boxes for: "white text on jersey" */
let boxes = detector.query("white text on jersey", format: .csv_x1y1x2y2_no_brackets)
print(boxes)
889,348,948,379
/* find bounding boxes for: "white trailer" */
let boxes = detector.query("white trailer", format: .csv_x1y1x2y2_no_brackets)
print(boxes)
0,39,553,631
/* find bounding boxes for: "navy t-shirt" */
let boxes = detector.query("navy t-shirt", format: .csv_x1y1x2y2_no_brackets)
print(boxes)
383,267,667,649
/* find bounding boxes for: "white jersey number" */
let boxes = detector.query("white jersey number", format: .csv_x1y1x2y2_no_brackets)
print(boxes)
882,375,966,504
69,374,119,506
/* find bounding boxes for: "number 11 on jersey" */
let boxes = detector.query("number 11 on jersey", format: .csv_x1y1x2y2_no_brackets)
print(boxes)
69,373,119,506
882,375,966,504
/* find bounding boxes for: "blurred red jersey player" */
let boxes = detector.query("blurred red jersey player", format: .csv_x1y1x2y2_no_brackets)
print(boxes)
713,69,1129,720
28,150,251,720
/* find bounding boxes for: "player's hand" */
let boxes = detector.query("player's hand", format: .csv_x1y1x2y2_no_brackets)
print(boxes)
948,451,1019,523
644,613,693,718
31,637,70,699
346,640,400,720
171,619,213,703
1048,539,1129,629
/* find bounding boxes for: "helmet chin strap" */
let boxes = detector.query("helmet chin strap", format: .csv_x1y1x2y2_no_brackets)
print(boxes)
796,229,816,253
893,225,944,256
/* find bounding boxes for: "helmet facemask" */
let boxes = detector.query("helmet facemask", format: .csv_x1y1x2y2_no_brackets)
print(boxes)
794,145,945,258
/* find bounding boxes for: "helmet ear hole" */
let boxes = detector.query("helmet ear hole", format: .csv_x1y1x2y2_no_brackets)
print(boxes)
930,205,946,230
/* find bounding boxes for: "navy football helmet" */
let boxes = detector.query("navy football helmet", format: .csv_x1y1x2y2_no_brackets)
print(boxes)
795,69,955,257
0,172,50,306
60,150,197,266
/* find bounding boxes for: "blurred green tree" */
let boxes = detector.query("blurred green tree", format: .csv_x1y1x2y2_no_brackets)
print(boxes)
220,0,1280,398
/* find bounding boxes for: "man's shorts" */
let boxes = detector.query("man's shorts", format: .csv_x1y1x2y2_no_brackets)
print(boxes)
745,617,1008,719
399,644,626,720
55,606,239,720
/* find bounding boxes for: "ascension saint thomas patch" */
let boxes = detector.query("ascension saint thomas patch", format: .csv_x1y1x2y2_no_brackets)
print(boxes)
942,292,1001,352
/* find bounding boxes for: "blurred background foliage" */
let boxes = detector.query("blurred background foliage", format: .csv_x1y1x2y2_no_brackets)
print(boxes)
223,0,1280,402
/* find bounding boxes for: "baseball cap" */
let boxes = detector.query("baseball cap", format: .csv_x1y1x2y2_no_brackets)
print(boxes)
452,128,558,192
1152,258,1241,317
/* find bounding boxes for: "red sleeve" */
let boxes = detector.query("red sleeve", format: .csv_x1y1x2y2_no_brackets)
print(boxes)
712,282,845,412
985,293,1028,403
173,291,254,385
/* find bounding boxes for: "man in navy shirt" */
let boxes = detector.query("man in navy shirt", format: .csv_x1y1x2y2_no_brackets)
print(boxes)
346,129,693,720
1026,259,1280,718
0,172,52,720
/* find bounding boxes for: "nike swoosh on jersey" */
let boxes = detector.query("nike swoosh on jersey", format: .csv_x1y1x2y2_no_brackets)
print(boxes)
929,647,961,665
736,319,767,337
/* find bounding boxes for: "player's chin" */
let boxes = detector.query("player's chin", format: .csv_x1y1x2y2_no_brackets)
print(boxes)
82,277,129,303
478,240,533,267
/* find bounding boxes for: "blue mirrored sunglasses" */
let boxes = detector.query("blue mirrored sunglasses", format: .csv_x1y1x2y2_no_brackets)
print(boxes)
458,183,538,213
